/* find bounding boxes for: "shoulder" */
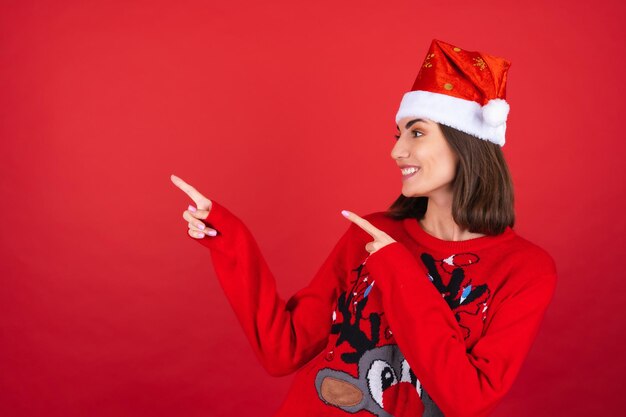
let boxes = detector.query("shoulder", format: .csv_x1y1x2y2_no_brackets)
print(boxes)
503,232,558,292
510,233,557,275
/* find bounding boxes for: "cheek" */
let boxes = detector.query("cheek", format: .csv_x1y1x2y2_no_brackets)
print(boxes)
419,150,457,183
440,159,458,180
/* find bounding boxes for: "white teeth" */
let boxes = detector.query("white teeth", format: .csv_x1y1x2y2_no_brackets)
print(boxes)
401,167,419,175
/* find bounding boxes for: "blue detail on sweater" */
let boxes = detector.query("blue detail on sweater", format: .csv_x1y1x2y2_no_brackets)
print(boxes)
460,285,472,303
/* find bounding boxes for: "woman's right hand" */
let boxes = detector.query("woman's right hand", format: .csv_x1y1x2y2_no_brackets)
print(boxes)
170,174,218,239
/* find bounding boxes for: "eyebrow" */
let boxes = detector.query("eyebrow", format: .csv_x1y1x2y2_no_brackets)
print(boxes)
396,118,427,131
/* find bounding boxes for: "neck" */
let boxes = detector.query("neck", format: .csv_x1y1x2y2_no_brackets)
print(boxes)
420,194,486,241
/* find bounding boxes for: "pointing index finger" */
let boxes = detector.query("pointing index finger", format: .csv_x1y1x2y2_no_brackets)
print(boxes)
341,210,381,239
170,174,208,207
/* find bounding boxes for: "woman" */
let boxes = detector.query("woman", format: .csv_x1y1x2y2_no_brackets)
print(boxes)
171,39,557,417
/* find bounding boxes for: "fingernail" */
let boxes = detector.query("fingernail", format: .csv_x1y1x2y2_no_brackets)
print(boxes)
341,210,350,217
195,232,204,238
188,205,197,212
207,230,217,236
196,222,205,230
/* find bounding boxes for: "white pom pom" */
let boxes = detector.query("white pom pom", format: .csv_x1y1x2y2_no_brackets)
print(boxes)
482,98,510,127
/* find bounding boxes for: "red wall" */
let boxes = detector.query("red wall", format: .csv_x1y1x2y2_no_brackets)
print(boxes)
1,1,623,416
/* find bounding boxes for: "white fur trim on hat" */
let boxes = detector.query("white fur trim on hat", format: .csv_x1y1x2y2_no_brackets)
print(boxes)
395,90,509,146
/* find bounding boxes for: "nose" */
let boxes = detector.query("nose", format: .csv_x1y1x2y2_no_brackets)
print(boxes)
391,140,410,161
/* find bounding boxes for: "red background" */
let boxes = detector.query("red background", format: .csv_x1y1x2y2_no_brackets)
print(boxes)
1,1,624,416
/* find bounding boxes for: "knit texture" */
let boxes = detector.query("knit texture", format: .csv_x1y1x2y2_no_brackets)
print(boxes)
192,200,557,417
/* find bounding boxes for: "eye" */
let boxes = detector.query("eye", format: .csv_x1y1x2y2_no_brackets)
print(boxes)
367,359,398,407
394,130,423,141
401,358,422,397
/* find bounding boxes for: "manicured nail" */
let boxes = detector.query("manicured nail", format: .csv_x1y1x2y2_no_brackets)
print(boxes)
341,210,350,217
196,222,205,230
207,230,217,236
195,232,204,238
188,205,197,212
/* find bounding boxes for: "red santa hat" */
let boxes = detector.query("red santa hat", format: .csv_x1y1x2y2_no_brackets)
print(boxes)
395,39,512,146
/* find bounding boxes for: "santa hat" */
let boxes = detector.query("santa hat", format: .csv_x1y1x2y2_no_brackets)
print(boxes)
395,39,512,146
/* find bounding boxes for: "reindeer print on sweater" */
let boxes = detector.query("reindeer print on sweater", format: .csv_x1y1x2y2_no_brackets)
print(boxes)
314,249,492,417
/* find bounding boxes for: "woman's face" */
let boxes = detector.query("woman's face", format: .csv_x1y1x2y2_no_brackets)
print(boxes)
391,117,459,198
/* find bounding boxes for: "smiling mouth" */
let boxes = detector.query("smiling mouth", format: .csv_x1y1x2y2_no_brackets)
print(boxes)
401,167,420,180
401,166,420,174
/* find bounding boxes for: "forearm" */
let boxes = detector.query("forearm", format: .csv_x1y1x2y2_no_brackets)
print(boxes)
365,242,557,417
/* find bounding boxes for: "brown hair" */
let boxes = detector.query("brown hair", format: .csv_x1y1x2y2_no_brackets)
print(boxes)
386,123,515,235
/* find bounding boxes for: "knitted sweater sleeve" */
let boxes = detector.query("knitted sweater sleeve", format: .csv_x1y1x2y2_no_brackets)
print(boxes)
364,241,557,417
190,200,356,377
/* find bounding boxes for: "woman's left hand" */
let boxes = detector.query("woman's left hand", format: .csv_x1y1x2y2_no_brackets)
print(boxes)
341,210,397,255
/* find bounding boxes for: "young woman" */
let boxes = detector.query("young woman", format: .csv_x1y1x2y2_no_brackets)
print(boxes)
171,39,557,417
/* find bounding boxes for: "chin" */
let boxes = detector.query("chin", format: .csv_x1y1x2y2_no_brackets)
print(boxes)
402,188,427,198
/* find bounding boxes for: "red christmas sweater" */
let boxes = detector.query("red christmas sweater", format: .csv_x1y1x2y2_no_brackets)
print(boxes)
191,200,558,417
